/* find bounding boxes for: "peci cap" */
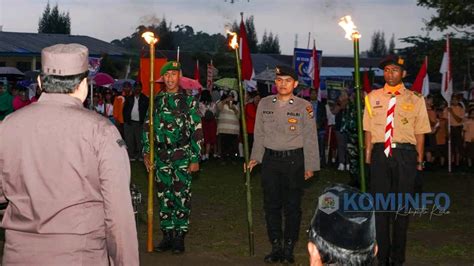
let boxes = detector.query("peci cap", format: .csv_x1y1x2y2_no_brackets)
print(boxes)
41,43,89,76
379,55,406,70
275,65,298,81
160,61,181,76
308,184,376,265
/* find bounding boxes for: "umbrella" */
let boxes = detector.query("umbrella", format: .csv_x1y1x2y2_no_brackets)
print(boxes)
0,67,24,81
214,78,238,90
254,68,276,82
23,70,40,81
92,72,114,87
156,76,202,90
113,79,136,91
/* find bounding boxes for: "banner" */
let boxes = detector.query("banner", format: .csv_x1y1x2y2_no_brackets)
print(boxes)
139,58,167,97
294,48,322,87
207,63,217,90
88,57,102,77
325,79,346,103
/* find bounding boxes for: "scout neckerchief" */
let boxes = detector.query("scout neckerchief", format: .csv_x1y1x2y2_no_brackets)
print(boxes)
384,84,402,157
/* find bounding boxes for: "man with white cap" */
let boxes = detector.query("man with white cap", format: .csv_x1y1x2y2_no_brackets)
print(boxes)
0,43,139,265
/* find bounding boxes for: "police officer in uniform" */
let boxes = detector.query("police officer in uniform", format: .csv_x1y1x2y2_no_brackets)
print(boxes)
143,61,203,254
363,56,431,265
246,65,320,264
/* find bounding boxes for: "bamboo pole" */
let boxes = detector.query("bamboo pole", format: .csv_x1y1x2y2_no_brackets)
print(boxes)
353,35,366,192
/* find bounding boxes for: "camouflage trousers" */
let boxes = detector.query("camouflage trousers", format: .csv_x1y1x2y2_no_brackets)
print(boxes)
155,157,192,232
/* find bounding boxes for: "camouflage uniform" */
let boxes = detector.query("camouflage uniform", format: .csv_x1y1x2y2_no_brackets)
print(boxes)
142,89,203,232
340,99,360,186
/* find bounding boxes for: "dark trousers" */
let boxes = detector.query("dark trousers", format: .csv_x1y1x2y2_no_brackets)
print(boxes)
219,133,238,159
261,148,304,242
124,121,143,159
370,144,417,265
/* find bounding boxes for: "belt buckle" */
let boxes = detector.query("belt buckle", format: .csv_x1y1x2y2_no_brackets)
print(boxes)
391,143,397,148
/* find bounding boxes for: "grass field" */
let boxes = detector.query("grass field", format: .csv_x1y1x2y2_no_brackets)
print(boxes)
132,160,474,265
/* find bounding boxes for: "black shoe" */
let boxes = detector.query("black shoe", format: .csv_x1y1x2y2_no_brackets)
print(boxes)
264,239,282,263
282,239,295,264
172,231,186,254
154,230,174,252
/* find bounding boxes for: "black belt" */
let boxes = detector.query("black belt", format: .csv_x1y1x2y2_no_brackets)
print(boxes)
265,148,303,158
158,142,181,150
373,142,416,151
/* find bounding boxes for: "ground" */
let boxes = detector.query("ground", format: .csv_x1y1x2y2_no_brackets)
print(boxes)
132,160,474,265
0,160,472,265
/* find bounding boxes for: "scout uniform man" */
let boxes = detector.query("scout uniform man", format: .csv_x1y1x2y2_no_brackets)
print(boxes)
363,55,431,266
246,65,320,264
0,43,139,265
143,61,203,254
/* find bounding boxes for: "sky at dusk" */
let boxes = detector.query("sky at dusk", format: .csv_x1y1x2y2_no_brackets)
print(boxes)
0,0,448,55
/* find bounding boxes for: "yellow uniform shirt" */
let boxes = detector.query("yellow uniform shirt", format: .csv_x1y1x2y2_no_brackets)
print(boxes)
363,84,431,145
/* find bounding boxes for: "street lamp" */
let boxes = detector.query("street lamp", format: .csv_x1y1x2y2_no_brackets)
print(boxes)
141,31,158,253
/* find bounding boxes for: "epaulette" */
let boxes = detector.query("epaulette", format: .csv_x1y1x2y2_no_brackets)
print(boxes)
413,91,422,97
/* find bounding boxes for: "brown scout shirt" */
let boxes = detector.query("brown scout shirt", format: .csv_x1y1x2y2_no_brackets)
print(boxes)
250,95,320,172
0,93,138,266
363,84,431,145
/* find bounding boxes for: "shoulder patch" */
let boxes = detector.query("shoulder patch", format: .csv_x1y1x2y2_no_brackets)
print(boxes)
306,105,314,118
117,139,127,148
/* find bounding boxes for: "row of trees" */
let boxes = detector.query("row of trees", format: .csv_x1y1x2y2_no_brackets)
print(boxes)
366,31,396,58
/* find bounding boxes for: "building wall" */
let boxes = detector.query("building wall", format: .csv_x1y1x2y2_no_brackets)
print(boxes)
0,56,40,72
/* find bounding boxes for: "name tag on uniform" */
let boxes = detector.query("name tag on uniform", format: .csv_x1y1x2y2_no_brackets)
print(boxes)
287,112,301,117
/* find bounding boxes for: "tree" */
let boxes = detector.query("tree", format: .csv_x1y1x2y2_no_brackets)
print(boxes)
259,30,281,54
388,34,396,54
367,31,387,58
417,0,473,34
244,16,259,53
38,2,71,34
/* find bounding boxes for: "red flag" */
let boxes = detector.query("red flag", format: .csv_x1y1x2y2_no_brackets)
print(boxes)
412,56,430,96
312,42,320,91
194,60,200,82
440,37,452,103
239,17,256,90
363,70,372,93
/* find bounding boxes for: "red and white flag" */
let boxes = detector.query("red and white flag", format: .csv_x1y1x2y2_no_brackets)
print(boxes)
312,42,320,91
412,56,430,96
440,37,453,104
239,17,256,90
194,60,200,82
362,70,372,94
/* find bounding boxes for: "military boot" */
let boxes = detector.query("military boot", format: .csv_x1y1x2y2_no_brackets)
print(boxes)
282,239,295,264
172,231,186,254
154,230,174,252
264,239,282,263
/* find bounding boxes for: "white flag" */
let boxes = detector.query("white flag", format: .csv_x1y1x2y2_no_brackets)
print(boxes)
439,37,452,104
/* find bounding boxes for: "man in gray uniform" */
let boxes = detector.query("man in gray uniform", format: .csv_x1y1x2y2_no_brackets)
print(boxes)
0,44,138,265
247,65,320,264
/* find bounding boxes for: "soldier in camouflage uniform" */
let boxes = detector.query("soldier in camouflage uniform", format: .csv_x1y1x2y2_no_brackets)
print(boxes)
143,61,203,254
340,95,361,188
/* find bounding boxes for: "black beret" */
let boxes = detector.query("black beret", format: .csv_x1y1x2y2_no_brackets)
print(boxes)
275,65,298,81
379,55,406,70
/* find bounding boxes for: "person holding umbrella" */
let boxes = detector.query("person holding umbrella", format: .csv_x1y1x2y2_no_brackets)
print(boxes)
143,61,203,254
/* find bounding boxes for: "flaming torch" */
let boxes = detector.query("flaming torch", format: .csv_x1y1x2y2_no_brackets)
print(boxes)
227,30,255,256
141,31,158,252
338,16,366,192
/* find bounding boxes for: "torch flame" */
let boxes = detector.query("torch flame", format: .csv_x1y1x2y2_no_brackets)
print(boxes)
226,30,239,50
338,15,361,40
141,31,158,45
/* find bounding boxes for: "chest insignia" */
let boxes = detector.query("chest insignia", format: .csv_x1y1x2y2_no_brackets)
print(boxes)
287,112,301,117
401,117,409,125
401,103,414,111
288,118,298,124
289,125,297,131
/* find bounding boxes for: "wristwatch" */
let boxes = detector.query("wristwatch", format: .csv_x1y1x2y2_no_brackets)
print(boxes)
416,161,425,168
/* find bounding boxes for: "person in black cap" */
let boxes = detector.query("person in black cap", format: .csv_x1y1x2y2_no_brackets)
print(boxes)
308,184,377,266
363,55,431,265
246,65,320,264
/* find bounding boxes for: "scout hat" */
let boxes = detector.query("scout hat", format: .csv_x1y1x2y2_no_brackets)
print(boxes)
308,184,376,265
379,55,406,70
275,65,298,80
41,43,89,76
160,61,181,76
